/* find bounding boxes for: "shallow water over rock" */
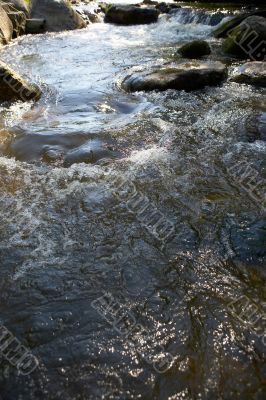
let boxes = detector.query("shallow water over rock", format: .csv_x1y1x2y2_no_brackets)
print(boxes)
0,4,265,400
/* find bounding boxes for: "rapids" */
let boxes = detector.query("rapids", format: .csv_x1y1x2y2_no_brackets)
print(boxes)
0,2,265,399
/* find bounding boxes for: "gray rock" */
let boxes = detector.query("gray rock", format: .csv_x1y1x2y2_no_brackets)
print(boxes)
104,5,159,25
231,62,266,86
0,60,42,102
122,61,227,92
30,0,87,32
223,16,266,60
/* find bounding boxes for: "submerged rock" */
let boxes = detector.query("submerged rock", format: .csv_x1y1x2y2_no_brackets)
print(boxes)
30,0,87,32
229,219,266,273
178,40,211,58
245,111,266,142
5,130,118,166
231,62,266,86
104,5,159,25
63,140,117,167
0,60,42,102
122,61,227,92
0,5,13,45
223,16,266,60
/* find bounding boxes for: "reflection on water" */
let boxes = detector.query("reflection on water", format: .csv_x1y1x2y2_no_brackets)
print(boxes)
0,5,265,400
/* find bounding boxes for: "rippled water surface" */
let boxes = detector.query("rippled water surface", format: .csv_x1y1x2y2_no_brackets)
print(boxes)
0,4,265,400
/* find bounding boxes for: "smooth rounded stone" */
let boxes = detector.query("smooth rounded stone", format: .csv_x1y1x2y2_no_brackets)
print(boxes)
231,62,266,86
5,130,119,165
0,60,42,102
245,111,266,142
30,0,87,32
178,40,211,58
122,61,228,92
104,5,159,25
0,5,13,45
223,16,266,60
63,140,117,167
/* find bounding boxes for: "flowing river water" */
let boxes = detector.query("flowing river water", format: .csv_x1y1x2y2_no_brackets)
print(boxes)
0,2,265,399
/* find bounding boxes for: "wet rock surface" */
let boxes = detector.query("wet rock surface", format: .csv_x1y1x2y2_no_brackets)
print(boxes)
245,111,266,141
122,61,227,92
0,60,41,102
4,130,119,165
231,62,266,86
104,5,159,25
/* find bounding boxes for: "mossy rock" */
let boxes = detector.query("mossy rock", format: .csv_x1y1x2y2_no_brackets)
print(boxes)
223,16,266,60
213,10,266,38
178,40,211,58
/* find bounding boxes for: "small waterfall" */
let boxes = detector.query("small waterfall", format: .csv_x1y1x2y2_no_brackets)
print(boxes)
173,7,230,26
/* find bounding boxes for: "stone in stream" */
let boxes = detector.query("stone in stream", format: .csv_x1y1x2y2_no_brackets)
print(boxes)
122,61,227,92
25,18,46,34
231,62,266,86
1,2,27,38
0,61,42,102
0,5,13,45
222,16,266,60
30,0,87,32
63,140,118,167
178,40,211,59
104,5,159,25
213,9,266,39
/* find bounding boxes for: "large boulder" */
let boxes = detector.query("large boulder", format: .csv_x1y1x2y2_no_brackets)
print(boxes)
178,40,211,58
213,10,266,39
1,2,27,37
122,61,227,92
223,16,266,60
0,5,13,45
30,0,87,32
104,5,159,25
231,61,266,86
0,60,42,102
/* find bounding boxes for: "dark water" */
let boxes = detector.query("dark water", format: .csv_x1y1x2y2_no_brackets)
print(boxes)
0,3,265,399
